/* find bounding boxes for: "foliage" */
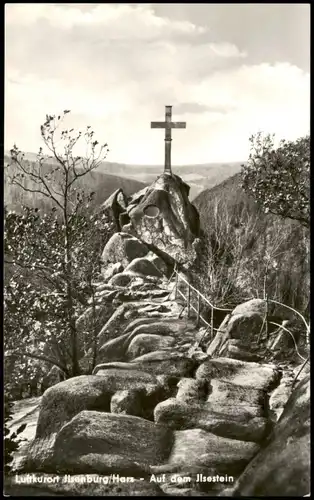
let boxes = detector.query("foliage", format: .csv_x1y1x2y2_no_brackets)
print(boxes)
241,133,310,227
193,174,310,317
4,205,115,394
4,394,27,474
4,111,115,396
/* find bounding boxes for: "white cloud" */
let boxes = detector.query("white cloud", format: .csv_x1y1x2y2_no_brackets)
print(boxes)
4,4,310,165
5,3,206,37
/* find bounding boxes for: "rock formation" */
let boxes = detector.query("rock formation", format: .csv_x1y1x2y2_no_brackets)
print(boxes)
102,173,201,266
7,173,310,497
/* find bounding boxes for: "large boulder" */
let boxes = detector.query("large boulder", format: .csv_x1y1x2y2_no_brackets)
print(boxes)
53,411,173,469
205,299,283,360
110,389,145,416
113,288,170,304
154,398,269,443
124,317,172,334
206,379,267,418
167,428,259,475
101,262,124,282
127,334,176,359
124,173,201,265
108,272,135,287
25,370,165,471
229,374,310,496
124,257,164,278
41,365,66,391
146,251,169,275
196,358,280,391
101,232,149,268
94,352,196,379
98,318,196,361
231,298,272,317
99,188,128,231
97,304,140,344
125,318,196,338
35,372,160,439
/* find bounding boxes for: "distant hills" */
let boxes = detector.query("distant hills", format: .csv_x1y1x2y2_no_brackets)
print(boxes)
3,151,244,204
96,161,244,200
3,154,147,213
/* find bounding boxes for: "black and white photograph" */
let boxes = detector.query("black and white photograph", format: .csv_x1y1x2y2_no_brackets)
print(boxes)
4,3,310,497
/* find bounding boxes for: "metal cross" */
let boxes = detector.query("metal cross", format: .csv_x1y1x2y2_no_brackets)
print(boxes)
151,105,186,175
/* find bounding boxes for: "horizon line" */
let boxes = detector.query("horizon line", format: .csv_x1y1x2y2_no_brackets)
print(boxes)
4,150,246,167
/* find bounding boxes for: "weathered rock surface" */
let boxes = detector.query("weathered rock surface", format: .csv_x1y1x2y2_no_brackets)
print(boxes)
100,188,128,231
113,288,169,304
102,262,124,282
94,352,196,378
110,389,145,416
228,375,310,497
124,257,164,278
146,251,169,275
125,173,201,265
98,318,196,362
101,232,149,268
154,398,269,443
97,303,141,344
231,298,272,317
205,299,285,361
127,334,176,359
35,372,160,439
12,170,311,497
206,379,267,418
167,428,259,474
53,411,173,468
196,357,280,391
269,366,295,422
108,272,135,287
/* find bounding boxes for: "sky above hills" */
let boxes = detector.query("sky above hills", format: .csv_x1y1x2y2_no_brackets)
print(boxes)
5,3,310,165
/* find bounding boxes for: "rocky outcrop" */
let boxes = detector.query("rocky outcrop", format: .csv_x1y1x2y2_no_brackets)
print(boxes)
102,262,124,282
93,352,196,379
227,374,310,497
35,372,161,439
53,411,173,469
13,173,309,497
124,257,163,278
206,299,285,360
101,173,201,266
167,428,259,473
195,357,280,391
20,282,309,496
101,232,149,268
154,359,275,444
99,188,128,231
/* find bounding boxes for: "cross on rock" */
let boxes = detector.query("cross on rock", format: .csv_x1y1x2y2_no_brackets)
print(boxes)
151,105,186,175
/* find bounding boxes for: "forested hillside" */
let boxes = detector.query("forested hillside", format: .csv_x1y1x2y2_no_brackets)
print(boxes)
4,154,147,213
193,137,310,316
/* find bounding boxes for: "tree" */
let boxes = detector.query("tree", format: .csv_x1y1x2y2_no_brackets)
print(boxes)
4,395,27,474
241,133,310,228
5,111,113,380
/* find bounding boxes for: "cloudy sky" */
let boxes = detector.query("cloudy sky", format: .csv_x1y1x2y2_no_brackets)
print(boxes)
5,3,310,165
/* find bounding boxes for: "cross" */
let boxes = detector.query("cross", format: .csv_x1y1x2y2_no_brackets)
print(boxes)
151,105,186,175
